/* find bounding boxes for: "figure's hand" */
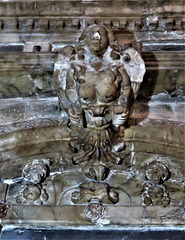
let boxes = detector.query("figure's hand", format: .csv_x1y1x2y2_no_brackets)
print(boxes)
68,105,83,126
112,105,129,127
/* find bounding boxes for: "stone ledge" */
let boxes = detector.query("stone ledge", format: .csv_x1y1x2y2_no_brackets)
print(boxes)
0,97,184,129
1,205,184,227
0,52,184,98
1,52,185,67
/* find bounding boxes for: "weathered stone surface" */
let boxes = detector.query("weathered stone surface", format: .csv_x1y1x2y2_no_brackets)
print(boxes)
0,184,7,203
0,0,184,235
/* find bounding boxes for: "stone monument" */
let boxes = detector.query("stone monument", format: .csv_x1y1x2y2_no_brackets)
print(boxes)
0,0,184,239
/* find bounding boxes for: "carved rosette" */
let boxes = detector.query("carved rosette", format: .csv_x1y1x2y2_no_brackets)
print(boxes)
85,199,105,222
22,158,50,184
15,183,49,206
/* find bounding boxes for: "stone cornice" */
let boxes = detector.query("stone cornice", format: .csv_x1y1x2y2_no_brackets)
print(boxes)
0,1,184,17
0,17,184,33
0,1,184,35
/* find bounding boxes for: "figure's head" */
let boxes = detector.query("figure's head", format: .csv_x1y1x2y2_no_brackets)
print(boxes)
86,26,109,56
78,24,122,59
78,25,117,57
146,161,170,184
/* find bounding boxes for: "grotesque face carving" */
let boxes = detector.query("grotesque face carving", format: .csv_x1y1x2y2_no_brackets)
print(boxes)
86,26,109,56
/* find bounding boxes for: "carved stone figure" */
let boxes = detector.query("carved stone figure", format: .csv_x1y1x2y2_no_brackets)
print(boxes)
55,24,145,182
142,161,171,207
53,25,146,215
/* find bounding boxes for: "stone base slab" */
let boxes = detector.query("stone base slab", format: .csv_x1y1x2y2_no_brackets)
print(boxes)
1,205,185,227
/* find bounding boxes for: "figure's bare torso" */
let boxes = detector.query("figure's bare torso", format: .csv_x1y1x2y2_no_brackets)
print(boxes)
70,59,125,128
73,60,124,104
79,69,117,104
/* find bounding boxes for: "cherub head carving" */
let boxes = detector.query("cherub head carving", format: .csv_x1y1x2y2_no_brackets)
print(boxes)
145,161,171,184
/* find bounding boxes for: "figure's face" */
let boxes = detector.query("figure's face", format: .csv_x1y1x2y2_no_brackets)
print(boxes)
146,168,161,184
87,26,109,56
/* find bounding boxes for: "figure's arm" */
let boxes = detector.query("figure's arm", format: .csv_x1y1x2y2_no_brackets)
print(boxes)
54,58,84,126
65,68,84,126
112,68,134,127
118,69,134,112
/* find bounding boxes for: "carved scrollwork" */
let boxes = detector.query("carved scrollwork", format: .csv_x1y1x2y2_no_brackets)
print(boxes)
142,161,171,207
71,182,119,204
